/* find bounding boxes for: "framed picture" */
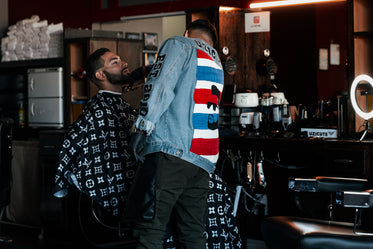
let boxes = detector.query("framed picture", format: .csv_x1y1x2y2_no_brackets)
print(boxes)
143,32,158,51
125,32,140,40
143,52,157,66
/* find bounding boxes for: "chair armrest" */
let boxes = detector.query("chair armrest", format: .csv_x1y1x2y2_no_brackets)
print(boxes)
288,177,318,192
289,176,368,193
336,189,373,208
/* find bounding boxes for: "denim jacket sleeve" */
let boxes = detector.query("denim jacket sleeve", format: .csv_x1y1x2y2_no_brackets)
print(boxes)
134,37,189,134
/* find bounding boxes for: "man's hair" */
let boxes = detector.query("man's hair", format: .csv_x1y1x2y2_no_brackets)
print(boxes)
186,19,218,46
85,48,110,84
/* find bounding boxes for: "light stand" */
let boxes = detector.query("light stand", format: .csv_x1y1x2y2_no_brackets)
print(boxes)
350,74,373,141
359,120,371,142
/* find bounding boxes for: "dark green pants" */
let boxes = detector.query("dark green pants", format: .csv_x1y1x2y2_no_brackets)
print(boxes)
133,152,210,249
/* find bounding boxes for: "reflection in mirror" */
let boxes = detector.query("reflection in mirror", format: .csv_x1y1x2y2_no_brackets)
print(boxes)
269,1,347,106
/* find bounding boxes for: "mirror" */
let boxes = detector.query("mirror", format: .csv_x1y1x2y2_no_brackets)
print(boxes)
266,1,347,106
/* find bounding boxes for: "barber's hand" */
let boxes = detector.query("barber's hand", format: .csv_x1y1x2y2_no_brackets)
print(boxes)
129,132,145,163
129,67,145,82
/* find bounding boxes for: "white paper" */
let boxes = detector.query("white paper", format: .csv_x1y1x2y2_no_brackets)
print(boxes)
319,48,328,71
245,12,270,33
330,43,340,65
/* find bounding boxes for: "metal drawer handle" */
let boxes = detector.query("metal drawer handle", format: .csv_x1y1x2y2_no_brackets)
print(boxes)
30,78,35,91
332,159,354,164
30,103,35,116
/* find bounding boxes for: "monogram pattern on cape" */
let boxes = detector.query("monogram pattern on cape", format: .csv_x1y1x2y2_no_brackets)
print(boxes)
55,92,137,216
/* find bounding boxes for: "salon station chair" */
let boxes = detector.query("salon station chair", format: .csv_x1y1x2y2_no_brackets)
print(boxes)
77,192,137,248
261,176,373,249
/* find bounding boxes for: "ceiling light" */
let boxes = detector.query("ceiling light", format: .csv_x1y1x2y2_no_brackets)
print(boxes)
120,11,184,21
219,7,236,11
250,0,345,9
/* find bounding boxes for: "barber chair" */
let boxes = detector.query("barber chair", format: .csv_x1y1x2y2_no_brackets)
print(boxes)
261,176,373,249
77,192,137,248
78,191,178,248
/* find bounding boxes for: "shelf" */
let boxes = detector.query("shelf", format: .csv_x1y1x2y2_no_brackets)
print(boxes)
354,31,373,37
71,95,89,101
0,58,65,70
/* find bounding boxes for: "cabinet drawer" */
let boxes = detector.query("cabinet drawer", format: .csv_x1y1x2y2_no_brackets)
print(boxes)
321,150,365,178
28,67,63,98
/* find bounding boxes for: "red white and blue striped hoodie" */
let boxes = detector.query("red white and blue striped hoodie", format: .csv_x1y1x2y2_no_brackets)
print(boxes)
134,36,224,173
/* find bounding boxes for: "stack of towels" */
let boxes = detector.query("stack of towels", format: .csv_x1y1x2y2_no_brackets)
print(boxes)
1,15,63,62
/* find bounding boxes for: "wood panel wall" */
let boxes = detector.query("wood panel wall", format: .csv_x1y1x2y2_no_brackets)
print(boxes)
187,8,271,96
242,11,271,92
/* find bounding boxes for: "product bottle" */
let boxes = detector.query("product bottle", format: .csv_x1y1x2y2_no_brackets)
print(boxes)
272,104,282,132
281,99,292,131
18,102,25,128
260,97,273,134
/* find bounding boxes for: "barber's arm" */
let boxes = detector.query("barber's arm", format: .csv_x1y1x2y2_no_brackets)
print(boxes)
130,38,188,162
134,38,188,135
122,65,152,93
129,65,153,81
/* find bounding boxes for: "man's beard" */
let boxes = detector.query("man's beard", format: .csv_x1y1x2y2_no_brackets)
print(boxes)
104,70,134,86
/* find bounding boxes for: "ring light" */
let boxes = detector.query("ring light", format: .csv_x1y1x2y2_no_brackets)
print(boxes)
350,74,373,121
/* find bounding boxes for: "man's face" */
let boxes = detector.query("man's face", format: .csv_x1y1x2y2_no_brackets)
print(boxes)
100,51,133,85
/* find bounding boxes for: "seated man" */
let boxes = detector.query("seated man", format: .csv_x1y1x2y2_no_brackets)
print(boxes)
54,48,146,216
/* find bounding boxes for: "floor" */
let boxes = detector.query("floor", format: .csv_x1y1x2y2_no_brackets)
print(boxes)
0,222,269,249
0,225,136,249
246,239,268,249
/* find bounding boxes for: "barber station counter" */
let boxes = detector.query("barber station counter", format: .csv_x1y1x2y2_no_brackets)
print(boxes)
218,135,373,222
220,135,373,178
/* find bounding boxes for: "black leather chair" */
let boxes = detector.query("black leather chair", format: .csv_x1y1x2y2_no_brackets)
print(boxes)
77,192,137,248
261,176,373,249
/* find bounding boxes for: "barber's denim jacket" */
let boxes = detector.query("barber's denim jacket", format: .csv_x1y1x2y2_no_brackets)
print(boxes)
134,36,224,173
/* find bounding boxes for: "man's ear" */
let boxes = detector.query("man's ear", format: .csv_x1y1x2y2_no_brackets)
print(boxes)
95,71,105,81
184,29,189,38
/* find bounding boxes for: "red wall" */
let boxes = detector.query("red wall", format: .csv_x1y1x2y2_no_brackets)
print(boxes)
8,0,251,28
315,2,347,99
91,0,251,23
8,0,93,28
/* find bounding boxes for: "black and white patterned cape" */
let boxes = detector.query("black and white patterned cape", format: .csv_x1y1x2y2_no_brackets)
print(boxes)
54,91,138,216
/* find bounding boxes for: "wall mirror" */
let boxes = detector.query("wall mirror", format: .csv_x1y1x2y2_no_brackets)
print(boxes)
265,1,347,106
